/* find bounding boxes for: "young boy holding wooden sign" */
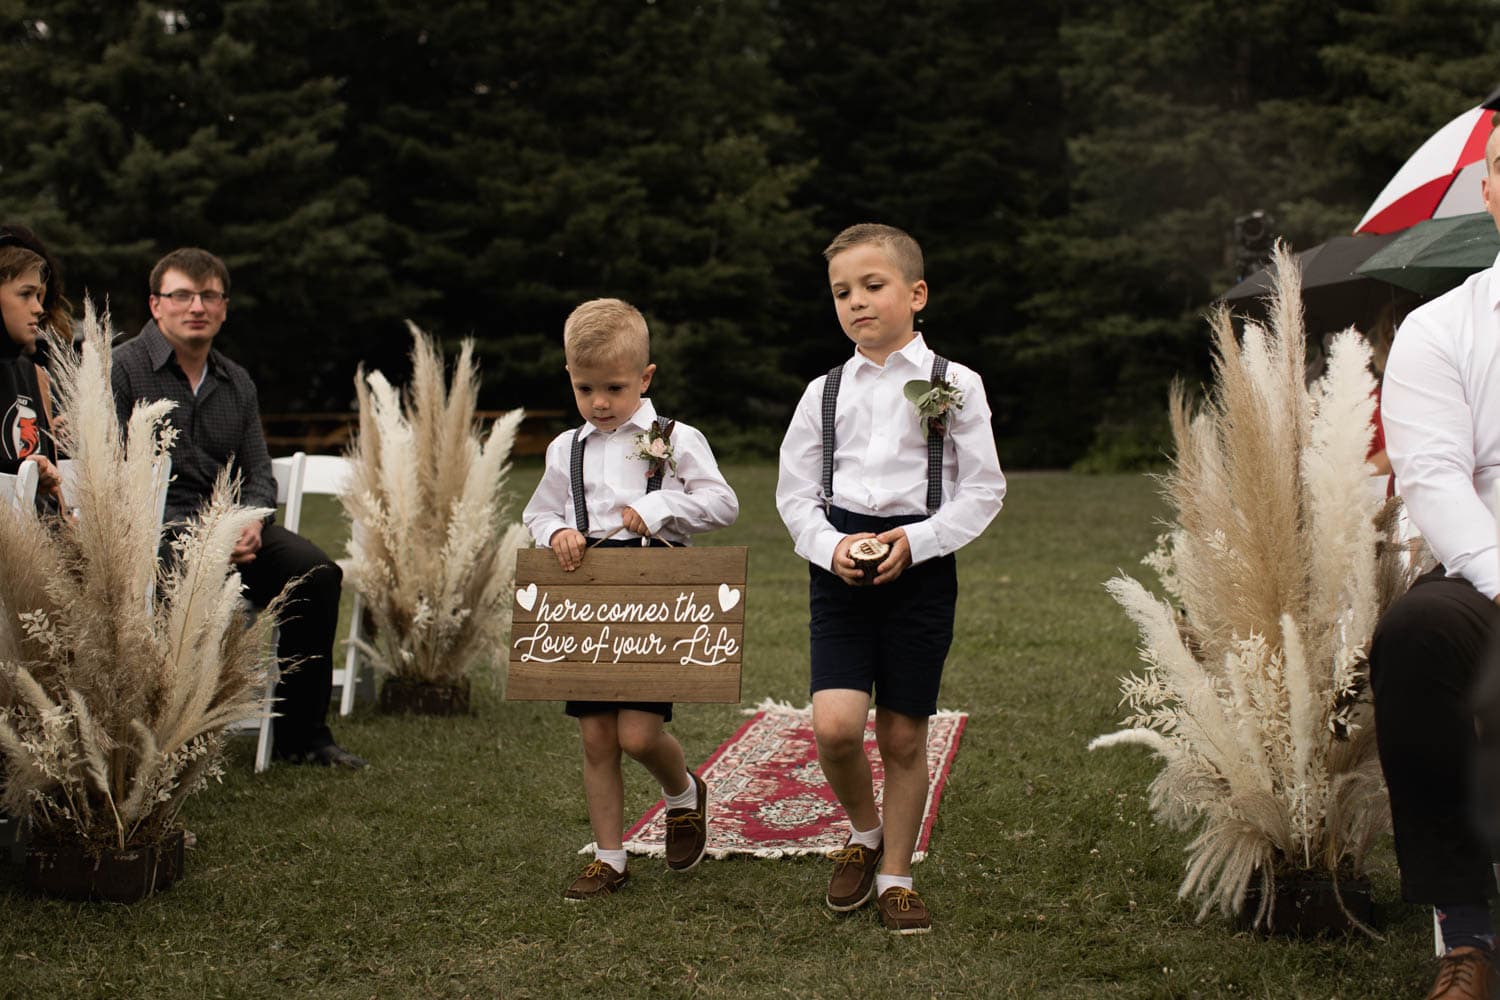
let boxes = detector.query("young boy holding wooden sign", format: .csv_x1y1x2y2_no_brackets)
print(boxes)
775,224,1005,933
522,298,739,900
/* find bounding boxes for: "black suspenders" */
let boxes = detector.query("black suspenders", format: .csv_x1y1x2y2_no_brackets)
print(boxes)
569,417,672,534
821,356,949,515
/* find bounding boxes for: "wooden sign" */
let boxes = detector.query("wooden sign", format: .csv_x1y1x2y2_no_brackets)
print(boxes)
505,546,747,703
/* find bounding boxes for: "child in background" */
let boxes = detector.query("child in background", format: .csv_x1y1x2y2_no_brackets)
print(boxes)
522,297,739,900
776,224,1005,933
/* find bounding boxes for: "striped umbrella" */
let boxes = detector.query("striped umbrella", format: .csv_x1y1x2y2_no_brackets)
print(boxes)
1355,106,1493,235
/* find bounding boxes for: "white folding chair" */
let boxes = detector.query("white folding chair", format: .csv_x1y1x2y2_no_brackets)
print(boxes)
56,456,172,604
234,452,308,773
0,461,40,512
285,453,365,717
56,455,171,520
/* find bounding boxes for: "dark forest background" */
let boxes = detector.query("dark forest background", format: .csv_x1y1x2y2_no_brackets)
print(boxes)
2,1,1496,467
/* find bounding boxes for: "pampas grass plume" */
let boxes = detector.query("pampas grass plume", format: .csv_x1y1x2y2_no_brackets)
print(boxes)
1092,245,1420,927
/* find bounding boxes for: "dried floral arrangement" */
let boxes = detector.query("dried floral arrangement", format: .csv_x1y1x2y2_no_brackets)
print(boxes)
1090,247,1423,927
343,324,527,687
0,303,277,852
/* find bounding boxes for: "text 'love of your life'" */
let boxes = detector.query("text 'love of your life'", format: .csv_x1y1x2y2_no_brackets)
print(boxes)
513,582,743,666
506,547,747,704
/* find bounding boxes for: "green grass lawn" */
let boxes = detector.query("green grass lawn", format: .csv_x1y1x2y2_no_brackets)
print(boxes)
0,467,1436,998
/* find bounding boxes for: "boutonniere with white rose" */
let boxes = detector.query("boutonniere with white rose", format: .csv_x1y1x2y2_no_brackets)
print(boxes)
632,418,677,480
903,376,964,439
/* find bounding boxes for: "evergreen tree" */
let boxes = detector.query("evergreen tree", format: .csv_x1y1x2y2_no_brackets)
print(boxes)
1016,0,1500,468
0,1,413,409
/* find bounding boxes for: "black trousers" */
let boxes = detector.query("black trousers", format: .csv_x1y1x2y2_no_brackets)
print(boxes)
237,523,341,755
1370,567,1500,903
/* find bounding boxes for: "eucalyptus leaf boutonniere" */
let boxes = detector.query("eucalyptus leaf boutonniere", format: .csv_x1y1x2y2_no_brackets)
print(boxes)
903,376,965,439
631,418,677,480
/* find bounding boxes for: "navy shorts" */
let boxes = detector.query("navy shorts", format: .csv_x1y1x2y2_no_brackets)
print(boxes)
809,506,957,718
564,536,673,723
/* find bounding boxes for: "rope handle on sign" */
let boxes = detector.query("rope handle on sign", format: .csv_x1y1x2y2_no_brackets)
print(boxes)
585,525,677,548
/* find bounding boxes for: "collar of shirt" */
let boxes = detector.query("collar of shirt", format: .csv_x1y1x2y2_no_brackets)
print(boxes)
847,332,932,381
137,320,227,380
575,396,658,443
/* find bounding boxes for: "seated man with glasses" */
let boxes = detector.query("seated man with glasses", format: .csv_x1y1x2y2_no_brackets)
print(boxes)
111,247,366,769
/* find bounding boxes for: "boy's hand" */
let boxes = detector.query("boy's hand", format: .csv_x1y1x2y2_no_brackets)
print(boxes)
621,506,649,536
549,527,587,572
871,527,912,585
830,532,877,586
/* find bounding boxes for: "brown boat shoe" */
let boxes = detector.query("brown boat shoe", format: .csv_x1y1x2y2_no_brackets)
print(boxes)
825,838,883,911
1426,946,1498,1000
664,773,709,872
563,859,629,902
876,886,932,935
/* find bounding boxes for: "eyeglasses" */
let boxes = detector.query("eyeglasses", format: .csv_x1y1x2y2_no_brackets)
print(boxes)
155,289,227,306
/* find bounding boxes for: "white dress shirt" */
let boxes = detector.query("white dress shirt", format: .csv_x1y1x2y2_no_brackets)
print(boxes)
1385,252,1500,599
775,333,1006,571
522,398,739,548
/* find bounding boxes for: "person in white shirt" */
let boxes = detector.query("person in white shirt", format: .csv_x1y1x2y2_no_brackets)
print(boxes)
1377,119,1500,998
521,298,739,901
776,224,1005,934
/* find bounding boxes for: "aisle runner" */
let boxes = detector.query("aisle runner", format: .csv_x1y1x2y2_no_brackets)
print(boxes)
614,700,967,860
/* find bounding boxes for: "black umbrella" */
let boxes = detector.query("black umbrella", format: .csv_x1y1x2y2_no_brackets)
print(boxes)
1219,232,1406,334
1357,212,1500,296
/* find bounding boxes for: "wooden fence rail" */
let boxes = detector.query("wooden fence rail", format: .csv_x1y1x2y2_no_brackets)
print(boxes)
260,410,565,457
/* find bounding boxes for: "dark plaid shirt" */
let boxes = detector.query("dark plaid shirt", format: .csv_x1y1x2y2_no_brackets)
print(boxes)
110,321,276,525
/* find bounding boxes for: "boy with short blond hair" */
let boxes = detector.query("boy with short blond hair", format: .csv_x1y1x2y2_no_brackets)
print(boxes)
776,224,1005,933
523,297,739,900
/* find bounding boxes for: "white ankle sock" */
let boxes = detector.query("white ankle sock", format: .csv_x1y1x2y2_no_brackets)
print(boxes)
663,772,698,810
849,823,882,849
875,874,912,896
595,848,627,873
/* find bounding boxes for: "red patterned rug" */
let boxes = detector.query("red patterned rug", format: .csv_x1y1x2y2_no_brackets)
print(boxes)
611,700,967,861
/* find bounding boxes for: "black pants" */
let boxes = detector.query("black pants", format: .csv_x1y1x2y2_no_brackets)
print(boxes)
1371,567,1500,903
166,522,342,756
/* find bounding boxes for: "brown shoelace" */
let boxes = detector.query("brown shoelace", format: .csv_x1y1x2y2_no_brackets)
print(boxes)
664,810,704,831
579,860,614,880
828,845,870,869
883,887,923,913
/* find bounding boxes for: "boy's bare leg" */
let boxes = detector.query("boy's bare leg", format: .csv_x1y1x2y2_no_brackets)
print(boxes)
579,713,626,850
812,688,881,831
874,707,930,877
616,709,692,797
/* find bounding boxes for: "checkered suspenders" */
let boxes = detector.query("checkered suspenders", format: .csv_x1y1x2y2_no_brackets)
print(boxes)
820,356,949,515
569,418,673,534
569,428,590,533
924,356,949,514
818,364,843,513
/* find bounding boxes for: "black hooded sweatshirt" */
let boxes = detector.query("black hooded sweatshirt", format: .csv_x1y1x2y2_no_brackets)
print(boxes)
0,335,55,475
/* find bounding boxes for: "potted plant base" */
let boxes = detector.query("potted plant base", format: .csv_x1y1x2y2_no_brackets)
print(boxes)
25,828,187,903
1237,870,1374,936
378,675,471,716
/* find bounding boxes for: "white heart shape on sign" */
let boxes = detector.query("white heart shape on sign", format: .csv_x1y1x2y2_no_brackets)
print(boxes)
717,583,741,613
516,582,538,612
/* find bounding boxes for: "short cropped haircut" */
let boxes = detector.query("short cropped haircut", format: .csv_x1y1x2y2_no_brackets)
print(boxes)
150,247,231,296
563,298,650,370
823,223,924,282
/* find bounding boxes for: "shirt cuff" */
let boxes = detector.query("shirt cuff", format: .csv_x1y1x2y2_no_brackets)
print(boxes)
807,530,841,573
629,493,670,534
530,517,570,548
902,520,940,566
